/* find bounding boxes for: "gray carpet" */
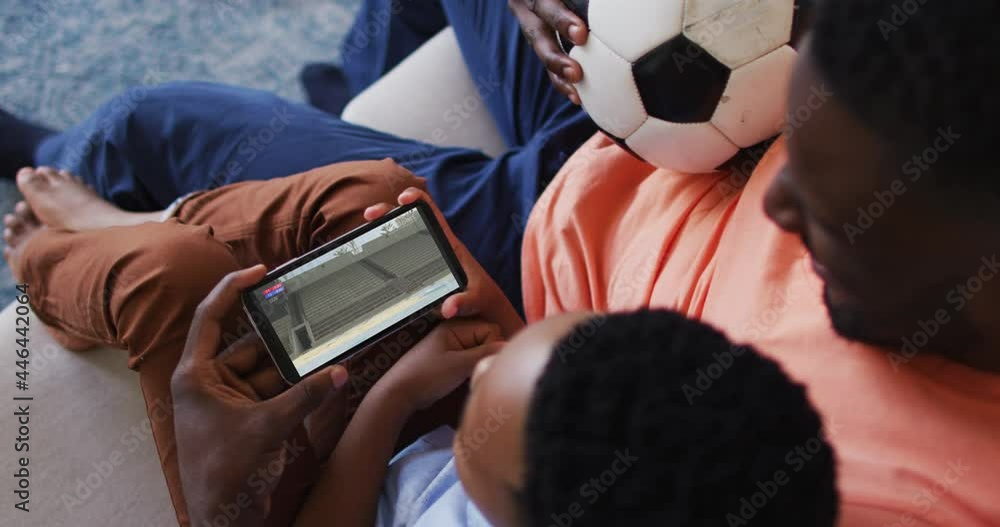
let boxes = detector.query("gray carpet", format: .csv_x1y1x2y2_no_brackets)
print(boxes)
0,0,360,305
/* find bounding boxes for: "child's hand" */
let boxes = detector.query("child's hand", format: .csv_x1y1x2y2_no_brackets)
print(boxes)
376,318,503,414
364,188,525,338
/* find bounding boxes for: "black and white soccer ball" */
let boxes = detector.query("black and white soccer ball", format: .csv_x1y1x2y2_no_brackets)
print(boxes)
561,0,811,173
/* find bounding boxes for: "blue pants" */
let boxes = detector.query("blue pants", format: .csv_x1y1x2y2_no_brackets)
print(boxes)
33,0,595,314
340,0,450,97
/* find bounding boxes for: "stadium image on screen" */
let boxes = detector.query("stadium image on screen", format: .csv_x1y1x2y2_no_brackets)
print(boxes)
254,208,460,375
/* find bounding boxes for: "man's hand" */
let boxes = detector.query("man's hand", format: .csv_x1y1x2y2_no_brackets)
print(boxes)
364,188,525,338
171,265,350,527
508,0,589,104
376,319,504,414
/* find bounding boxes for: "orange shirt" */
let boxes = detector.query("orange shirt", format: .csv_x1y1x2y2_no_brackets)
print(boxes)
522,134,1000,526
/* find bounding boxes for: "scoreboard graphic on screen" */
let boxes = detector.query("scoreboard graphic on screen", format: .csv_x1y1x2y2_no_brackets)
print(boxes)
263,283,285,299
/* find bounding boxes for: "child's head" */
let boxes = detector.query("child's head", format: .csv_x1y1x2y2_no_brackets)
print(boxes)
453,310,838,526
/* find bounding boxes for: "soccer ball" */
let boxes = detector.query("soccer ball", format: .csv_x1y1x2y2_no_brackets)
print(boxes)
561,0,811,173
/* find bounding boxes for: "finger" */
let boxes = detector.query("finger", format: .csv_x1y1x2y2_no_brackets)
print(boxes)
218,332,266,375
440,318,504,349
515,0,586,86
534,0,588,46
396,187,525,336
442,290,483,319
449,341,507,377
261,365,350,439
395,188,464,250
247,367,286,400
515,7,575,78
305,387,349,461
548,70,581,104
182,265,267,365
474,341,506,359
363,202,393,222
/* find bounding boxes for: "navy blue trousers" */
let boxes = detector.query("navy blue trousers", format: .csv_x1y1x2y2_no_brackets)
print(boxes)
33,0,595,313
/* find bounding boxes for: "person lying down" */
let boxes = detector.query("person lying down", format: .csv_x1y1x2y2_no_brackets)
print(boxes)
294,309,840,527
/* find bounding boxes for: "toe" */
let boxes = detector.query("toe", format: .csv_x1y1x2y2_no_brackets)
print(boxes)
16,166,46,193
17,165,57,201
37,166,66,185
15,167,35,186
3,227,13,245
62,170,92,191
13,202,38,226
4,216,21,237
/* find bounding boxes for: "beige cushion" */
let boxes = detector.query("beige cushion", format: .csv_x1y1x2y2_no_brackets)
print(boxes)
342,27,508,158
0,302,172,525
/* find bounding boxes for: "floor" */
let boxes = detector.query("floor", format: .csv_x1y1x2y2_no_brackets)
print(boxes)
0,0,361,305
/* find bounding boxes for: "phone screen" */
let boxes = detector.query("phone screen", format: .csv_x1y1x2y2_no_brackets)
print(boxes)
245,204,464,379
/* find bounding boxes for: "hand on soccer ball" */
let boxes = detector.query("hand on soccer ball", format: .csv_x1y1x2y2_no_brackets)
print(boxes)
508,0,588,104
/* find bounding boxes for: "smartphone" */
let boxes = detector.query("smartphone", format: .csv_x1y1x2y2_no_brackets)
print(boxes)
242,201,468,384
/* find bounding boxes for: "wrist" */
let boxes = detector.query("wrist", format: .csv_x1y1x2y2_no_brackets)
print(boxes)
366,378,419,427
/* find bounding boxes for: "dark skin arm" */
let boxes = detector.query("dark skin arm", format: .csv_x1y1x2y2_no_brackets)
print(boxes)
294,319,503,527
508,0,590,104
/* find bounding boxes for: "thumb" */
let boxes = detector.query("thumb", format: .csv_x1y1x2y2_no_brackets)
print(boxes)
453,341,506,373
263,365,349,438
442,292,524,339
306,387,350,461
442,290,478,319
472,341,506,359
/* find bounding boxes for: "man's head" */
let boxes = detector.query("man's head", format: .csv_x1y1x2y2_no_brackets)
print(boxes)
765,0,1000,365
454,310,838,526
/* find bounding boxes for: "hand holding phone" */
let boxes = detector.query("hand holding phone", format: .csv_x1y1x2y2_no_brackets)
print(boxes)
363,188,525,338
173,266,350,527
243,201,468,384
374,318,504,413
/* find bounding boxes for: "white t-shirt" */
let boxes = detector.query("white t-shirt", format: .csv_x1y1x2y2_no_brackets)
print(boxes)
376,426,493,527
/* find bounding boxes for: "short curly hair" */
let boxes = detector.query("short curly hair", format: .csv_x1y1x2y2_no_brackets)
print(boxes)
521,310,838,526
810,0,998,178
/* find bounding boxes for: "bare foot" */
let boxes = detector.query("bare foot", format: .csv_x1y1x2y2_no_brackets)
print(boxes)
2,199,97,351
15,166,162,231
2,200,43,283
